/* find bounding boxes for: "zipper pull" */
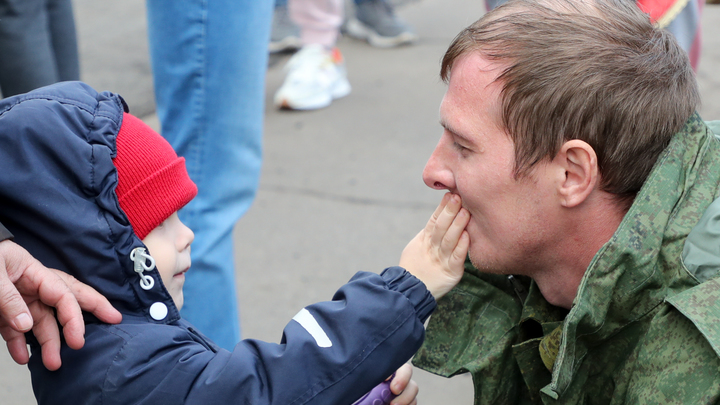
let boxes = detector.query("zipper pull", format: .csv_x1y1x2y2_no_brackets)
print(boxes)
507,275,527,304
130,247,155,290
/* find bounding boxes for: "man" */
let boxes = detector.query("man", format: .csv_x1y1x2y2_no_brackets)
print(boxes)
0,223,122,371
412,0,720,403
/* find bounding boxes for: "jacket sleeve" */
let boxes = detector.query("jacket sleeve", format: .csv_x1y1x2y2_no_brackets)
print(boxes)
0,221,12,241
413,260,527,405
101,267,436,405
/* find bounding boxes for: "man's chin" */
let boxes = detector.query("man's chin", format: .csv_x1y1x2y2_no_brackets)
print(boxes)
468,248,512,275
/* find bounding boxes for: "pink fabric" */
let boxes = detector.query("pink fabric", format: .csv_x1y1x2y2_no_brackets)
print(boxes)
289,0,344,48
687,0,703,71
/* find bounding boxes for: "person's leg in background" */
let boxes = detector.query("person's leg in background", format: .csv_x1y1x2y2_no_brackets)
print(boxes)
271,0,302,53
274,0,350,110
146,0,272,350
47,0,79,83
344,0,416,48
291,0,343,50
0,0,79,97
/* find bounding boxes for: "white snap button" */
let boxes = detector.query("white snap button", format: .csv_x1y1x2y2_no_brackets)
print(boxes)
149,302,168,320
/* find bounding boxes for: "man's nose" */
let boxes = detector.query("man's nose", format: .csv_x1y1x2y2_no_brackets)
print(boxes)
423,145,454,190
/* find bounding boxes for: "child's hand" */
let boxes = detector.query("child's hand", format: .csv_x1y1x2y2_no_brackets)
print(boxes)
351,363,416,405
389,363,418,405
399,193,470,300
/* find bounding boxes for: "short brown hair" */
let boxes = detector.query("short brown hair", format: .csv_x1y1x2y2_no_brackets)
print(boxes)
442,0,699,201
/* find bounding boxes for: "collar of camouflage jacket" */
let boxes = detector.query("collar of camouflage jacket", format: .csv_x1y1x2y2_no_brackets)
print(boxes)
544,113,720,398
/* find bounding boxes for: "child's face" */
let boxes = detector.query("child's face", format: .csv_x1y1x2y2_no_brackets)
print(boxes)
142,212,194,309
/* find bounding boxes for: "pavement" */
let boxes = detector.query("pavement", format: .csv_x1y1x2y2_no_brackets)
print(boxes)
1,0,719,403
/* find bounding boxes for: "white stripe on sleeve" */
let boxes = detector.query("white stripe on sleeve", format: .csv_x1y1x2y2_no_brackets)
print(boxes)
292,308,333,348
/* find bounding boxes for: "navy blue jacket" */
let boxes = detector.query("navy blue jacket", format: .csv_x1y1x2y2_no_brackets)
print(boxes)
0,82,436,404
0,221,11,241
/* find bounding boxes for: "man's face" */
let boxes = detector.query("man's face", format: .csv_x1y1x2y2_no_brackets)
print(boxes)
142,212,194,309
423,53,558,275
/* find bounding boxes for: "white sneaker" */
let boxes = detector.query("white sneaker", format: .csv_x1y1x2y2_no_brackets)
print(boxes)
274,45,352,110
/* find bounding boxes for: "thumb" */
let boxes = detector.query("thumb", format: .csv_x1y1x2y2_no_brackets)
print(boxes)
0,266,34,332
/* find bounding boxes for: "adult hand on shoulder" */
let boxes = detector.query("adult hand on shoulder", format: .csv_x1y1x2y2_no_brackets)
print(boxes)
399,193,470,300
0,239,122,371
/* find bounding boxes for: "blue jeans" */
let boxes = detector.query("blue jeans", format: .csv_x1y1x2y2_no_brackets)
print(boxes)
0,0,79,97
146,0,272,350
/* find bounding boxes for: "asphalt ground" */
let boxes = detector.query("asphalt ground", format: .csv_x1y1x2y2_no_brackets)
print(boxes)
1,0,719,403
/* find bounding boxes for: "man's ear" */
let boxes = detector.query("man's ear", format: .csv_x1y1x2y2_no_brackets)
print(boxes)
554,140,598,208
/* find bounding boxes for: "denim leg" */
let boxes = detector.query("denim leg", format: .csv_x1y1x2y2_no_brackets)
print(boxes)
47,0,79,82
147,0,272,350
0,0,78,97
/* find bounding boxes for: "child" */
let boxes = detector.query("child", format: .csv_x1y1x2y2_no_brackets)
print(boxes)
0,82,470,405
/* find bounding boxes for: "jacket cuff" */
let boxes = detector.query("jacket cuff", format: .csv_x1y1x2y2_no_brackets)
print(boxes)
380,266,437,323
0,222,12,242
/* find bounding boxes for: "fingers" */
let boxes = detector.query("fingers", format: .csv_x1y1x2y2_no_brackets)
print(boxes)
450,231,471,270
426,192,451,230
0,324,29,365
26,268,86,351
0,271,33,333
389,363,419,405
54,271,122,325
6,246,121,351
0,240,121,370
429,194,461,248
400,193,471,299
430,194,470,271
0,241,34,333
391,380,418,405
390,363,413,393
28,300,62,371
34,270,122,351
440,206,470,256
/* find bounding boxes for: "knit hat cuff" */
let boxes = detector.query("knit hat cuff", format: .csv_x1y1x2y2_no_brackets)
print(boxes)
117,157,197,239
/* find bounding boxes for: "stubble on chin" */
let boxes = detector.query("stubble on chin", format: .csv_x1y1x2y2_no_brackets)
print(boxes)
468,247,508,275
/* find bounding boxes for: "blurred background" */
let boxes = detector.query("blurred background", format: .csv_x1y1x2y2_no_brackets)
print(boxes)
1,0,718,403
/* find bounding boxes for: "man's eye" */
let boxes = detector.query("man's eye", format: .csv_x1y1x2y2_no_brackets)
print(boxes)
453,142,469,153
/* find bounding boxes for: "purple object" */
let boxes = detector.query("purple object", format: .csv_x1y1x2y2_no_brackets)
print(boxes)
352,380,397,405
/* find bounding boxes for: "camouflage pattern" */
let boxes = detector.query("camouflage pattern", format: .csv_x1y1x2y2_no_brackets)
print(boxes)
538,325,562,371
413,114,720,404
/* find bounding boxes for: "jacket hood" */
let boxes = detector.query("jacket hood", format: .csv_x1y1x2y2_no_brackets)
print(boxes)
0,81,180,324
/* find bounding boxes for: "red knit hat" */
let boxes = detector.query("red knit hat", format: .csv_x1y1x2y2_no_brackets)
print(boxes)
113,113,197,240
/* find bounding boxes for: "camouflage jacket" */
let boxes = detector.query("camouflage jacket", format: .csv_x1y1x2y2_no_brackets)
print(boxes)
413,115,720,404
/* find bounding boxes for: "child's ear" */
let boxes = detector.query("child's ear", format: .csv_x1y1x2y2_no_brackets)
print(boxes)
553,140,598,208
